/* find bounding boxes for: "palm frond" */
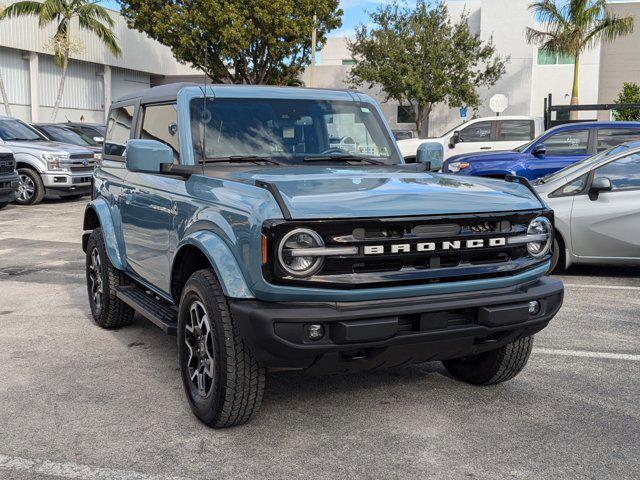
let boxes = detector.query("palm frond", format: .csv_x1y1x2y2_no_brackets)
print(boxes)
78,16,121,57
529,1,569,30
38,0,66,27
583,11,635,48
76,2,114,27
0,1,44,20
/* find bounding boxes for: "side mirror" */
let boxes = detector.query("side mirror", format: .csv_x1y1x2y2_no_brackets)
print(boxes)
126,139,173,173
588,176,612,201
416,141,444,172
532,144,546,157
449,131,461,148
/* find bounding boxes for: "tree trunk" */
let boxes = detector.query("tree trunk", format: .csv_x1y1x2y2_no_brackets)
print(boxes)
416,105,431,138
569,53,580,121
0,70,12,117
51,24,70,122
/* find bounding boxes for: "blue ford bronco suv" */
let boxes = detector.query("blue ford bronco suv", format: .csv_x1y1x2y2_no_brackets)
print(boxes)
82,83,564,428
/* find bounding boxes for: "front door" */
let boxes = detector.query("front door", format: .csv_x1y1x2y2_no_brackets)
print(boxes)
571,151,640,260
449,120,495,156
527,128,591,179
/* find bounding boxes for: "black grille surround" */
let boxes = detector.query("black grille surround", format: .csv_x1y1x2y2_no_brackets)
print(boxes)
0,154,15,174
262,209,554,289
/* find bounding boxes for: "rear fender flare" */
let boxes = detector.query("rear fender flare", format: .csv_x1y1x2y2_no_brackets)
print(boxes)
82,198,126,271
173,231,254,299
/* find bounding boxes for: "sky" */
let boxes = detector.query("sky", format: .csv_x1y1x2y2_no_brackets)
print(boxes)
97,0,404,38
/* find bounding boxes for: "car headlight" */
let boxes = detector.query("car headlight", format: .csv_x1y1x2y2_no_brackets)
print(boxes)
42,153,69,170
447,161,469,173
277,228,325,277
527,217,553,258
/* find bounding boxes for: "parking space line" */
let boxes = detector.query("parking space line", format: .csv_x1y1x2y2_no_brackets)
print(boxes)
535,348,640,361
563,283,640,291
0,454,188,480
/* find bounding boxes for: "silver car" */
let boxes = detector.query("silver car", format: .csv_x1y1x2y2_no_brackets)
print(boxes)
534,142,640,271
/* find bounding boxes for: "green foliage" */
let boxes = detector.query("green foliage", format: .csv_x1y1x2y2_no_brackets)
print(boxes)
118,0,342,86
347,1,507,136
614,82,640,121
526,0,634,104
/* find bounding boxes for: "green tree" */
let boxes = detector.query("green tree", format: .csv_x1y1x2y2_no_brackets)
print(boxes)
118,0,342,86
526,0,634,119
347,1,507,137
613,82,640,121
0,0,121,121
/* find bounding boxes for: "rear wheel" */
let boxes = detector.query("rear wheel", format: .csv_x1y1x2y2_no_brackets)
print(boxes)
442,336,534,385
15,168,45,205
85,228,135,328
178,269,265,428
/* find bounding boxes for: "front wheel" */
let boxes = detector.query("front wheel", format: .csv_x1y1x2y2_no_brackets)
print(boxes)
442,336,534,385
178,269,265,428
14,168,45,205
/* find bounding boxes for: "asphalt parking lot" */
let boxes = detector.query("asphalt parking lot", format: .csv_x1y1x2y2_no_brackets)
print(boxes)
0,198,638,480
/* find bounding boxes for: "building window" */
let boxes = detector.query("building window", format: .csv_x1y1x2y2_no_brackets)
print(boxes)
397,105,414,124
341,59,357,65
537,48,574,65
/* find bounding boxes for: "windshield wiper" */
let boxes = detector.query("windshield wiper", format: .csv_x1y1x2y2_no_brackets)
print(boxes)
303,154,386,165
203,155,282,166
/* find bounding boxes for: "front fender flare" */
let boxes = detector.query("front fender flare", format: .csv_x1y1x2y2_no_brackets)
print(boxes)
82,198,126,271
173,231,254,299
14,153,45,172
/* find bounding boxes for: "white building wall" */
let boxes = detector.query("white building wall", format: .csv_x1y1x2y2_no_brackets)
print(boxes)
111,67,151,100
0,47,30,115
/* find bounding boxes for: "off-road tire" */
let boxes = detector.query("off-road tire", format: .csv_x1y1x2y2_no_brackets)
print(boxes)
86,228,135,328
442,335,534,385
0,201,8,209
178,269,265,428
15,167,45,206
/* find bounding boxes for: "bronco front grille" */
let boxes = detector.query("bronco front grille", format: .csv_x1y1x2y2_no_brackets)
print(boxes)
263,210,553,289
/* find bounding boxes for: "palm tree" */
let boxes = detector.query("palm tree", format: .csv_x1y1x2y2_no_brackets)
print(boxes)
0,0,121,121
526,0,634,119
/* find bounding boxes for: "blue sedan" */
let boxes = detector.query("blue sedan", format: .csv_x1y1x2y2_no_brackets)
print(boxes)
442,121,640,180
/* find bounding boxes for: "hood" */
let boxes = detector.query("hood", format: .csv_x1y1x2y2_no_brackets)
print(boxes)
447,149,520,163
2,140,94,156
219,166,542,220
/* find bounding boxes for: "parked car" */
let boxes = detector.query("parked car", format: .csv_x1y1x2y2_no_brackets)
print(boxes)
82,84,563,428
397,116,543,161
442,121,640,180
64,122,105,145
0,116,96,205
32,123,102,155
0,146,19,209
392,129,416,141
534,141,640,271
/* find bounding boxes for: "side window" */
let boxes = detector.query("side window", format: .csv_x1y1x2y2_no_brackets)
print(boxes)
498,120,534,141
104,105,135,158
458,121,492,143
141,104,180,163
542,129,589,156
596,128,640,152
594,152,640,191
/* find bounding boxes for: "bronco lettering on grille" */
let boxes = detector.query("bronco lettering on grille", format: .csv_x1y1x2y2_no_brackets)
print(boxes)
363,237,507,255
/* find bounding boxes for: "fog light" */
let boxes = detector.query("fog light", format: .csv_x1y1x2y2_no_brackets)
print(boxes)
528,300,541,316
306,324,325,341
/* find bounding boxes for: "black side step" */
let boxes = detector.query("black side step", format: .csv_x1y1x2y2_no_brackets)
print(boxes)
115,285,178,336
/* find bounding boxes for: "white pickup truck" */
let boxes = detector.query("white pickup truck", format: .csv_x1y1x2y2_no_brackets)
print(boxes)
397,115,544,162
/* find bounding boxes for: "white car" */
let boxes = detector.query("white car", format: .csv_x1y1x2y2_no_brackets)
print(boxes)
397,115,544,161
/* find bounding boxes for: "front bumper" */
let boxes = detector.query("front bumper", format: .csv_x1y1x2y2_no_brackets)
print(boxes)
0,174,19,202
41,170,92,193
230,276,563,373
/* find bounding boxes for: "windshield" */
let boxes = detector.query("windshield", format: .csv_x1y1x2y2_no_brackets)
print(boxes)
535,144,629,184
189,98,401,165
42,126,97,146
0,119,46,141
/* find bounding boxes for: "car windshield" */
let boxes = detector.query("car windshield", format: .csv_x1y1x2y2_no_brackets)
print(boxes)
189,98,401,165
42,126,97,146
534,144,629,184
0,119,46,141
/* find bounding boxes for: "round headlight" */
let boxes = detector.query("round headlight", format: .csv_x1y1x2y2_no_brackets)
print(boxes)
277,228,325,277
527,216,553,258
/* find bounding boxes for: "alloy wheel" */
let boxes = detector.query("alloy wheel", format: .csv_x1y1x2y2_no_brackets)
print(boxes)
17,174,35,202
184,300,216,397
88,248,103,315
